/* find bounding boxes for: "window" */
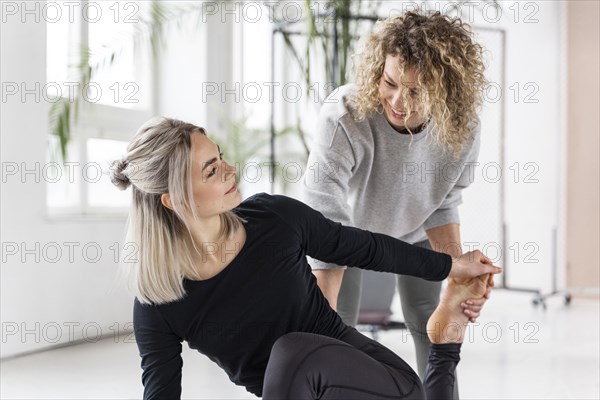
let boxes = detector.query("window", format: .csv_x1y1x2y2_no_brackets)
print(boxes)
46,0,154,216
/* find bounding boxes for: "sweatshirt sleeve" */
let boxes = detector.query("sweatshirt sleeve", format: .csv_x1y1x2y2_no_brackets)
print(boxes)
269,195,452,281
423,118,482,230
301,97,356,271
133,300,183,400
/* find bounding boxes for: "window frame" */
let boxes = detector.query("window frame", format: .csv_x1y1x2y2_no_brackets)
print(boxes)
46,0,155,220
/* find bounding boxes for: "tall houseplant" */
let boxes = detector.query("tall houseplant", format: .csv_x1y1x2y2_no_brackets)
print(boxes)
48,1,205,162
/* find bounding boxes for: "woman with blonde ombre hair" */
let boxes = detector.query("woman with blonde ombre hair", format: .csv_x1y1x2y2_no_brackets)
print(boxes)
112,116,499,399
302,11,488,399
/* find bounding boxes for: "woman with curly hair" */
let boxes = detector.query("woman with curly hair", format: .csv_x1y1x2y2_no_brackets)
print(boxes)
115,117,499,399
302,11,488,399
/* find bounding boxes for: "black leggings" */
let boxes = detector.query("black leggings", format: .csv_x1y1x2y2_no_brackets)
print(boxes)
262,327,460,400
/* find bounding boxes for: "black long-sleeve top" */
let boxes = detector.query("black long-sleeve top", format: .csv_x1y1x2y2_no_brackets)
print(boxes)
133,193,452,398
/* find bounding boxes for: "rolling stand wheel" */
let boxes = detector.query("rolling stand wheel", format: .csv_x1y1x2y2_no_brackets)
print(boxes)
564,294,572,305
532,295,547,309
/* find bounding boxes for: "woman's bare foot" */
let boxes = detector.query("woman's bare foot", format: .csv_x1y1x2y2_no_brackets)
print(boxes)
427,274,491,344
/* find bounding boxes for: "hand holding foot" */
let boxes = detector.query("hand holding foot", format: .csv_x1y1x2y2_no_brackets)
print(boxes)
448,250,502,280
428,251,501,344
462,274,494,322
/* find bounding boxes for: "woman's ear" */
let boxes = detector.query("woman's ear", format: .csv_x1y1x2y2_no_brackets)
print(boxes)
161,193,173,210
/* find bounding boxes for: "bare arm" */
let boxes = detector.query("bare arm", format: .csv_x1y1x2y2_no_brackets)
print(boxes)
312,269,345,310
426,223,462,259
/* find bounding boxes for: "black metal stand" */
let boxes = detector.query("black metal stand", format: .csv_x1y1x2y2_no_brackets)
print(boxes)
498,225,571,309
485,30,570,309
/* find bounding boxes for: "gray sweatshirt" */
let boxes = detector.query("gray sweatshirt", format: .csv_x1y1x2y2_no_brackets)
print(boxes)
301,84,481,270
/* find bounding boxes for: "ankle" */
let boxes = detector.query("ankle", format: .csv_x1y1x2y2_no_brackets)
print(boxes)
427,310,468,344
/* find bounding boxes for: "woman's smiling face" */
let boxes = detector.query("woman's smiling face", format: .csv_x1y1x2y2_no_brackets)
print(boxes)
378,55,427,132
189,132,241,218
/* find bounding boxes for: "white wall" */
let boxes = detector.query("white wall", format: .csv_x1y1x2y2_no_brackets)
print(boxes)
1,3,133,358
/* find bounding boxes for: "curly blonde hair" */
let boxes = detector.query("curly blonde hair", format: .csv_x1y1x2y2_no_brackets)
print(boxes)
353,11,487,156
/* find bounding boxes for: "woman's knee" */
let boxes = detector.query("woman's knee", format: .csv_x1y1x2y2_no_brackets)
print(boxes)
269,332,332,367
264,332,337,399
272,332,316,353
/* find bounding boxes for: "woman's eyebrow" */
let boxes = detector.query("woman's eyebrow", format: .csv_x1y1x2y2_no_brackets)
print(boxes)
202,145,221,171
385,72,417,89
202,156,218,171
383,72,396,83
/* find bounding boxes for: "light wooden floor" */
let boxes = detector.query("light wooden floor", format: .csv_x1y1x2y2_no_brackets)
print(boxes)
1,291,598,399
